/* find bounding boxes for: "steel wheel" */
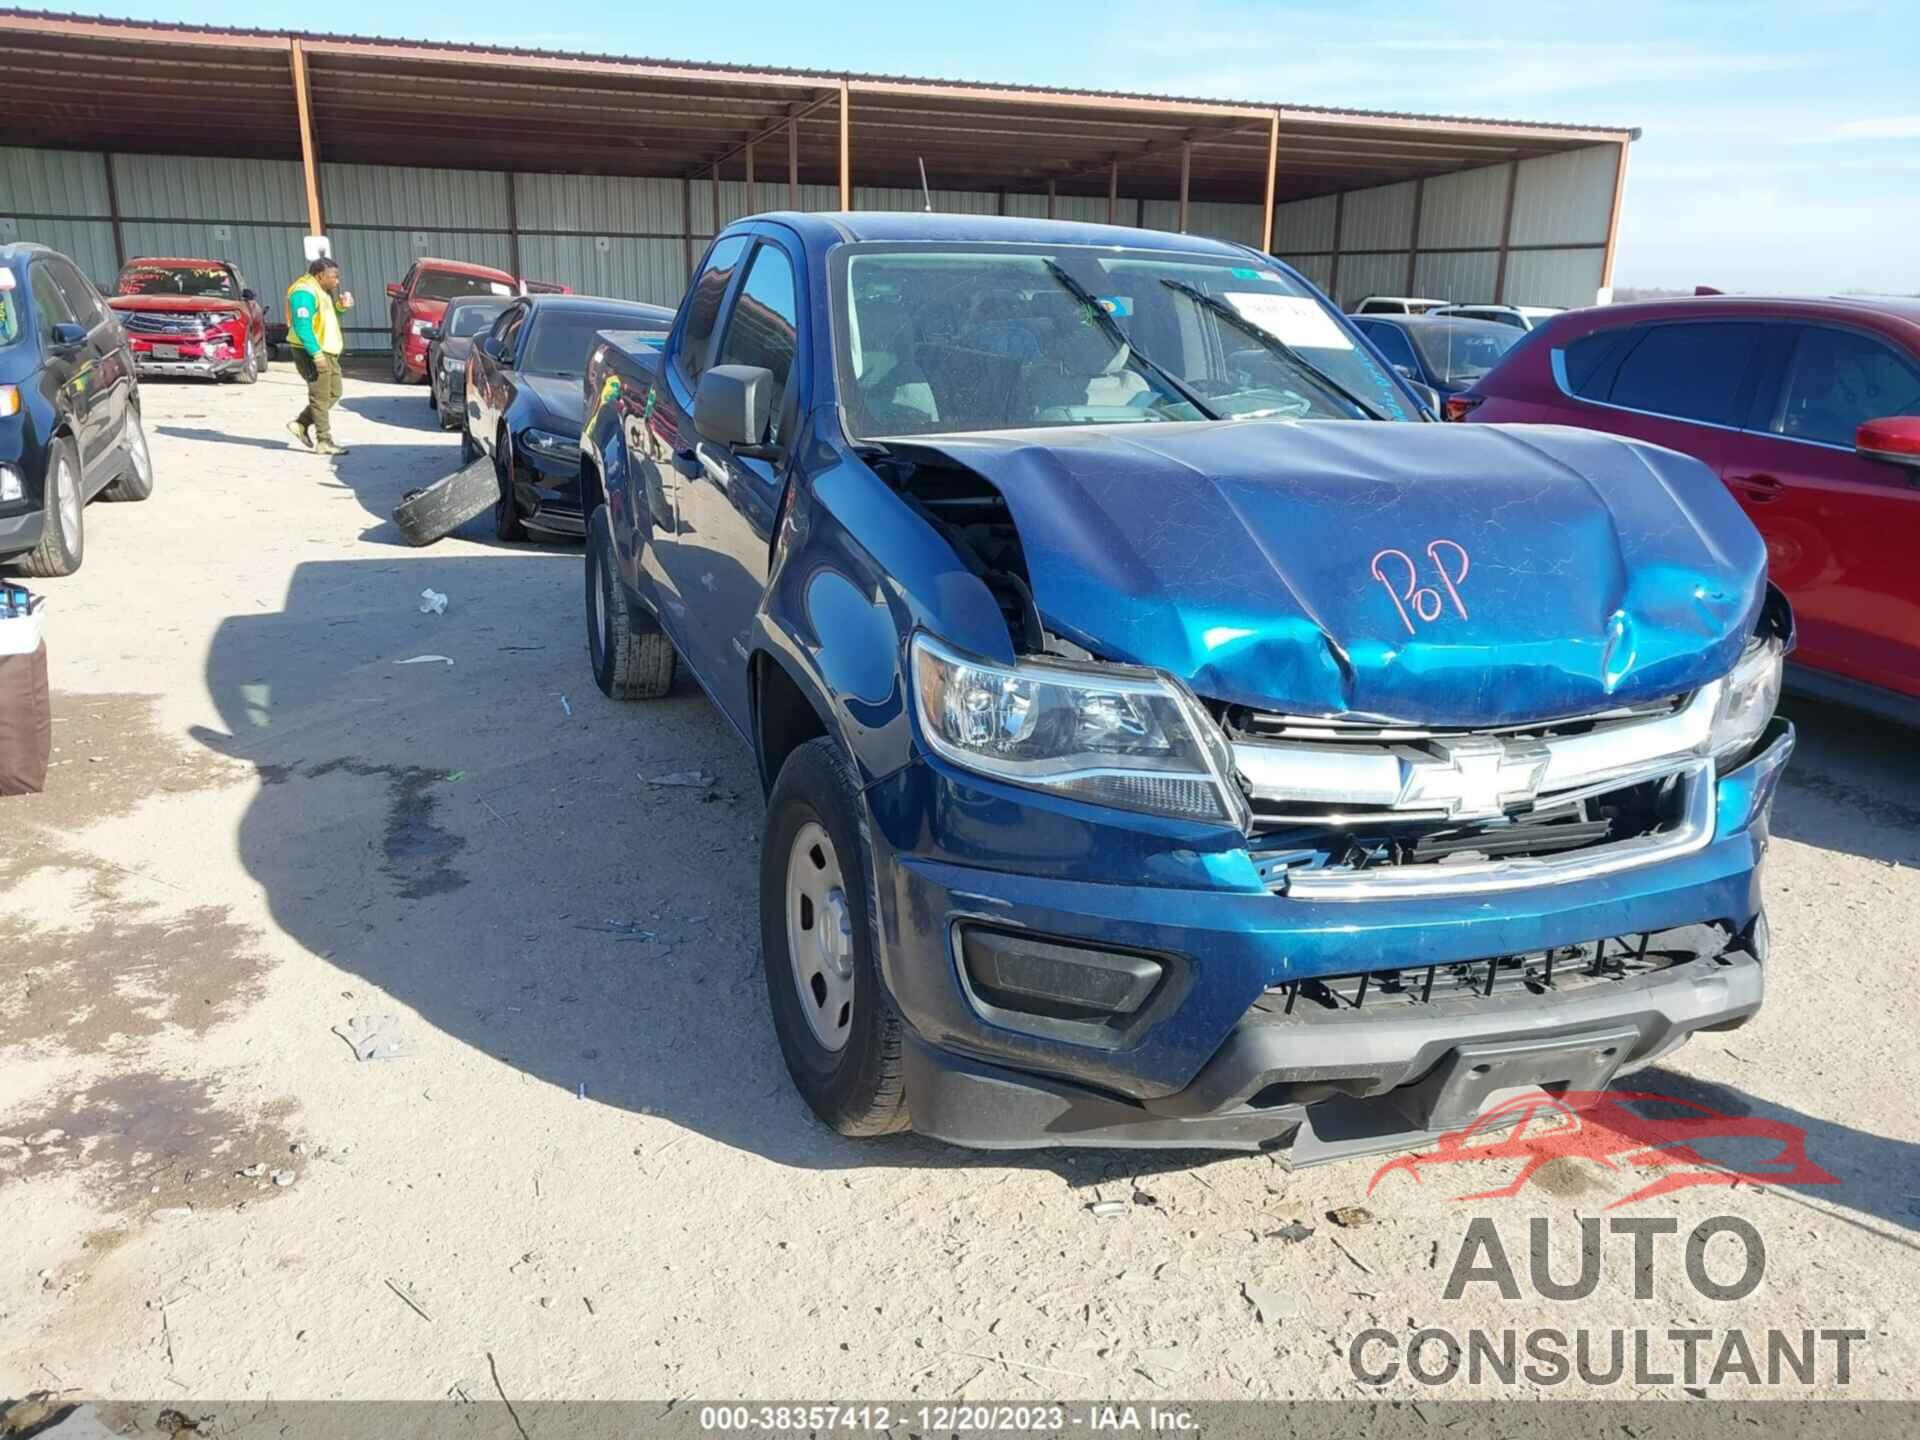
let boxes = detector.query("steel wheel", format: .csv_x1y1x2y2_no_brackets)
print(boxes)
391,343,408,383
784,820,855,1053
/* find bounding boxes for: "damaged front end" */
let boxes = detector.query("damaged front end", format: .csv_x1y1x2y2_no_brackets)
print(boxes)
860,427,1795,1160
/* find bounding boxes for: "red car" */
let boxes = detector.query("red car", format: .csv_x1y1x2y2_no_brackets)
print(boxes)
1457,296,1920,722
107,257,269,383
386,258,526,385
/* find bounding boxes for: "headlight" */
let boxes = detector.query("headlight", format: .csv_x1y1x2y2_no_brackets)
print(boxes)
1709,637,1784,764
521,428,581,461
910,635,1247,827
410,318,432,335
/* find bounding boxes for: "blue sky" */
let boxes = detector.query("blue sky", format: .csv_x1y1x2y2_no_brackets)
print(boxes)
43,1,1920,292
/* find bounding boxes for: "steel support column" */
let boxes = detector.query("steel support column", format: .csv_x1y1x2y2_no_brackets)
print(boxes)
1107,161,1118,225
1492,160,1519,303
788,118,799,209
1404,176,1425,294
745,140,756,214
1046,178,1056,220
1600,139,1631,296
837,80,851,209
711,164,721,234
1260,111,1279,252
1328,191,1345,305
288,38,323,235
681,174,693,276
101,152,124,267
1177,140,1191,233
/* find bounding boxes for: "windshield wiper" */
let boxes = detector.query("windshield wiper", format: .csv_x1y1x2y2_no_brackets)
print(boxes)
1040,261,1220,421
1158,278,1391,422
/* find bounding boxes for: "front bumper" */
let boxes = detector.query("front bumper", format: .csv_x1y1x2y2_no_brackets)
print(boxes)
134,356,245,378
872,721,1794,1158
0,505,46,559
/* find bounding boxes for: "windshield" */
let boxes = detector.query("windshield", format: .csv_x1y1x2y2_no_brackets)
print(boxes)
417,269,515,303
1407,320,1523,387
116,263,236,299
446,300,507,338
522,311,649,376
834,242,1408,439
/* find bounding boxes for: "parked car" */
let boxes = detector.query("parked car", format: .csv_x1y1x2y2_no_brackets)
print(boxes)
580,212,1793,1162
1351,314,1525,399
424,295,509,430
1351,295,1446,316
466,293,674,540
1457,295,1920,724
107,256,269,383
1,243,152,577
386,258,520,385
1429,303,1564,331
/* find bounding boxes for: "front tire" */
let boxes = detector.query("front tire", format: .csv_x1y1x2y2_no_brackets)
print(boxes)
585,506,675,699
391,342,409,384
19,439,84,577
460,421,480,464
760,737,909,1138
493,433,526,542
233,338,260,384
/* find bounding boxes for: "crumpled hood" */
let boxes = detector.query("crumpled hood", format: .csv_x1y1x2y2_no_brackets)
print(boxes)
898,421,1768,724
519,374,582,429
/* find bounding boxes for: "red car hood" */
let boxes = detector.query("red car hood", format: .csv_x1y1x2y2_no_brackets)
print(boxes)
110,295,248,315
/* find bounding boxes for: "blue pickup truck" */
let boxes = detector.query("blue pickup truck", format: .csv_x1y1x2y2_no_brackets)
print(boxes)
579,213,1794,1164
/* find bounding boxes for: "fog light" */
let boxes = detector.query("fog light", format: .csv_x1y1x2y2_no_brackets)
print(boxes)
959,926,1163,1022
0,465,22,503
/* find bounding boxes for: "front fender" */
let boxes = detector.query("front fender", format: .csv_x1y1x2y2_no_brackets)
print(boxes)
753,430,1015,787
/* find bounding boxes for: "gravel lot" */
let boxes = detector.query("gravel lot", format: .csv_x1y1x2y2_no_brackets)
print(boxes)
2,361,1917,1405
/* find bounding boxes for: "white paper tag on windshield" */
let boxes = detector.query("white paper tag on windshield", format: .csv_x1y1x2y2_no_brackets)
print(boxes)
489,282,513,296
1224,293,1353,350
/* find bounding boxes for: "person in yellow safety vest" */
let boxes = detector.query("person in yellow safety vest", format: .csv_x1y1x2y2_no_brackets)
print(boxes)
285,257,354,456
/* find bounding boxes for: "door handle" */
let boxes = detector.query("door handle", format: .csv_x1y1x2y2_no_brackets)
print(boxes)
1726,473,1783,502
695,444,731,489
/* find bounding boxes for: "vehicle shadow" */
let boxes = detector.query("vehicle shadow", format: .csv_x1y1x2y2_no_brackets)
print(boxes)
155,425,302,452
190,555,1179,1187
191,556,1920,1200
1770,695,1920,869
1635,1067,1920,1242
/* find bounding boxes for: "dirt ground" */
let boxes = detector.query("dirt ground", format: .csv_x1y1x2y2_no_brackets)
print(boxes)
2,360,1917,1406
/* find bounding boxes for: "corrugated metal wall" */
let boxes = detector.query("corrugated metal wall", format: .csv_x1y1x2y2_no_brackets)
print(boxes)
0,147,118,282
5,140,1620,337
1271,142,1620,310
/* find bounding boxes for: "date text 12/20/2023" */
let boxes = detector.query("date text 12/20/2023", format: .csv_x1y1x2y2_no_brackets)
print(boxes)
697,1404,1198,1433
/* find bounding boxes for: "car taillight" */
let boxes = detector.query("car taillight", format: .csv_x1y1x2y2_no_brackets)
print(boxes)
1442,393,1484,423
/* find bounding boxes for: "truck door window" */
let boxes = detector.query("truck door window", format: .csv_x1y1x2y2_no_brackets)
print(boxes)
713,243,800,444
1771,326,1920,449
676,236,750,392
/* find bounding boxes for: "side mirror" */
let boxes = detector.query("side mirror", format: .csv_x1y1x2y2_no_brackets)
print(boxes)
49,321,87,349
1855,416,1920,474
1407,381,1442,419
694,364,775,453
385,282,404,300
421,325,443,342
241,288,257,302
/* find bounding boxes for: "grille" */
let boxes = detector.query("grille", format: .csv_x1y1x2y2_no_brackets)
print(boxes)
121,312,209,336
1255,927,1722,1017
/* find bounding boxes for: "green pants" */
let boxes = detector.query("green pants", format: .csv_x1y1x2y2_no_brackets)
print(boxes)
292,350,343,443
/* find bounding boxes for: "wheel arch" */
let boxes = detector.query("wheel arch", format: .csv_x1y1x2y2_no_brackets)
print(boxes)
751,647,834,796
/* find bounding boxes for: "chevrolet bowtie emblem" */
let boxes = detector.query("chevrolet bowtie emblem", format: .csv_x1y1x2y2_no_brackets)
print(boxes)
1398,737,1549,821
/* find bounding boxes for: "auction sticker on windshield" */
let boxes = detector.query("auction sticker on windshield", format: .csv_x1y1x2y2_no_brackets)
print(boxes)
1225,291,1354,350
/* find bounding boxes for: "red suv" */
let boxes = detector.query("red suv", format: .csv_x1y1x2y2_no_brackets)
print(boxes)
386,258,522,384
1459,296,1920,722
107,257,269,383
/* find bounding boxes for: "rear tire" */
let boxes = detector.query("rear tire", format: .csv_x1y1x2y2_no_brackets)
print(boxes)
585,506,675,700
19,439,84,578
101,408,154,502
760,737,910,1138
